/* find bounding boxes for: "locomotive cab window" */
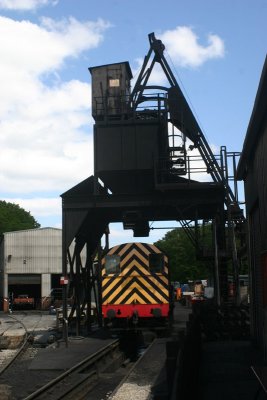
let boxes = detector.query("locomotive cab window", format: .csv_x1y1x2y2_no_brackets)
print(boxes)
105,255,120,274
149,253,164,273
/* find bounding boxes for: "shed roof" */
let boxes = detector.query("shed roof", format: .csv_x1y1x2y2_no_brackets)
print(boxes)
89,61,133,79
3,227,61,235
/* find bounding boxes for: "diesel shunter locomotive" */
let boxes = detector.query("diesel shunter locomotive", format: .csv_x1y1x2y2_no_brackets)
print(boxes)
101,242,172,329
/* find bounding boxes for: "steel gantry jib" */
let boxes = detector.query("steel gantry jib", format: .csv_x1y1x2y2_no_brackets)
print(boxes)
129,33,239,210
128,34,245,302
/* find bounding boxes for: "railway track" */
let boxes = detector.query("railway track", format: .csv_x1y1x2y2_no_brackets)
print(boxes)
0,313,36,375
0,333,147,400
0,311,59,400
0,312,154,400
22,339,128,400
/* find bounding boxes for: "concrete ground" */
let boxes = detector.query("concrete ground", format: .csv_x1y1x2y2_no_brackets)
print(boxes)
0,311,58,347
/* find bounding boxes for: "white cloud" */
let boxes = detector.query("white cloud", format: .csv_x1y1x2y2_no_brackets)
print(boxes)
159,26,225,68
131,26,225,89
0,0,58,10
4,197,61,216
3,196,62,228
0,135,94,193
0,15,109,198
0,16,109,78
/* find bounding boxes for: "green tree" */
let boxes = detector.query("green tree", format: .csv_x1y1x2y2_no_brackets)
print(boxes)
154,227,211,283
0,200,40,235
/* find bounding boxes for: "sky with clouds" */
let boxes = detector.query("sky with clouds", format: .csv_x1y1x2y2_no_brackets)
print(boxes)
0,0,265,246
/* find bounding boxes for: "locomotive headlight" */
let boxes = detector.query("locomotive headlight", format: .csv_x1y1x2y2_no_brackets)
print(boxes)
107,309,116,319
152,308,162,318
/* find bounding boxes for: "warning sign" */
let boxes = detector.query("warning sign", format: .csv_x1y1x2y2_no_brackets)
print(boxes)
60,276,69,285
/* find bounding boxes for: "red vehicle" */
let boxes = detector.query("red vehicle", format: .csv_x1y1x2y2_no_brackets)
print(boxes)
13,294,34,309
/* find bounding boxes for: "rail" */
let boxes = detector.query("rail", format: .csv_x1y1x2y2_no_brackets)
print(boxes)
23,339,120,400
251,365,267,399
0,313,33,375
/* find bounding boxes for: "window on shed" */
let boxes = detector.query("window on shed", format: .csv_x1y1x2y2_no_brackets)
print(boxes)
105,255,120,274
109,78,120,87
149,253,164,273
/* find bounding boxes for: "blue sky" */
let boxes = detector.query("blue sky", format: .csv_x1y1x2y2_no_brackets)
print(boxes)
0,0,265,246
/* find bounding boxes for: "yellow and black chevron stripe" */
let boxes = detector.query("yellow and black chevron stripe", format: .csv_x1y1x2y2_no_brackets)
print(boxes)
102,242,169,306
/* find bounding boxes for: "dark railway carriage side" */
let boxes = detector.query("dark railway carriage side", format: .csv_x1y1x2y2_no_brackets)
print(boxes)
237,56,267,360
101,242,171,328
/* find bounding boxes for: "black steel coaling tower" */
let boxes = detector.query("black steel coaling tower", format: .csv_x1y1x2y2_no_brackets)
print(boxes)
61,33,245,335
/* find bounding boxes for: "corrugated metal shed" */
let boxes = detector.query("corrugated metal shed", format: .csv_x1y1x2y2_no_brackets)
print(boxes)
0,228,68,303
3,227,62,274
